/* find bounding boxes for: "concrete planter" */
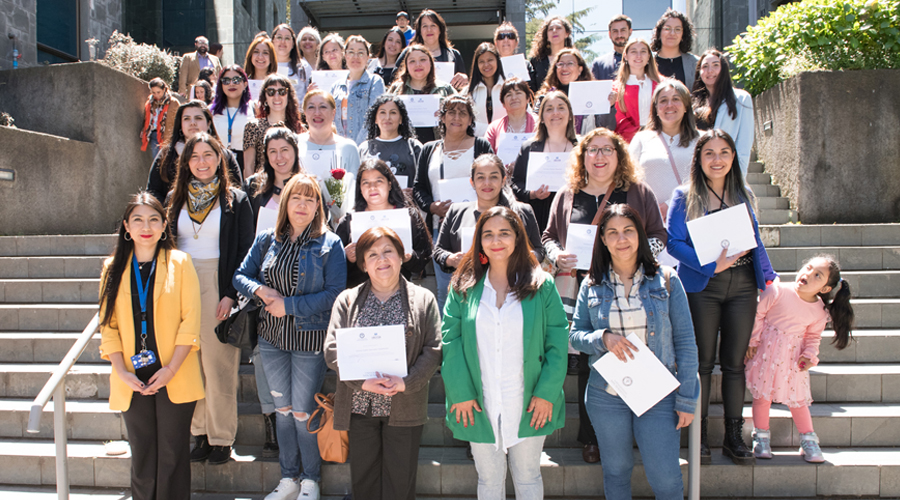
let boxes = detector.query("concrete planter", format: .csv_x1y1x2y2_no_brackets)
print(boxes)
753,69,900,224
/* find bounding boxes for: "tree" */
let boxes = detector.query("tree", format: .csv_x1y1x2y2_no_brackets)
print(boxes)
524,0,599,61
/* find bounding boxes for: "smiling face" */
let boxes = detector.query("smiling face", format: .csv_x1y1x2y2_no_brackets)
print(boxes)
265,82,288,114
601,215,639,265
305,94,336,130
609,20,632,49
555,53,582,85
252,43,271,70
661,17,684,51
502,86,528,114
266,138,296,177
300,33,319,55
405,49,431,83
220,70,247,100
625,42,649,74
322,41,343,69
193,86,207,101
541,96,570,131
180,107,210,140
477,51,498,80
441,103,472,134
700,137,734,183
124,204,167,249
480,215,516,264
384,31,403,57
699,54,721,87
471,160,505,204
272,28,294,61
796,257,834,297
494,30,518,57
345,41,369,72
362,236,403,284
583,136,618,186
359,169,391,209
655,86,686,129
188,141,219,183
419,17,440,46
286,189,318,231
375,101,401,137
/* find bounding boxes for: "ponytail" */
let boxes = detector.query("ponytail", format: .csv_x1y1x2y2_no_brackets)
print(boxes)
824,279,854,350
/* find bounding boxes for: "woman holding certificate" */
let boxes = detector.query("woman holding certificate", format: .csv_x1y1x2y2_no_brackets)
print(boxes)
243,74,304,178
510,90,578,233
99,192,203,500
570,203,698,500
542,127,666,463
666,129,776,465
413,95,494,313
315,33,347,71
387,44,456,144
484,78,537,156
244,35,278,104
358,95,423,192
233,174,347,500
467,42,506,137
330,35,385,145
442,206,568,499
325,226,442,500
533,48,602,136
335,158,432,288
396,10,468,90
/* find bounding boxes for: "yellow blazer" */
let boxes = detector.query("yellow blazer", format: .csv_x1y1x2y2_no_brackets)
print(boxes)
99,248,204,411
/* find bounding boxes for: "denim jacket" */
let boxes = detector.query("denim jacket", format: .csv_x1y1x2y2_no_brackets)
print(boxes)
331,71,385,145
569,266,700,414
232,228,347,333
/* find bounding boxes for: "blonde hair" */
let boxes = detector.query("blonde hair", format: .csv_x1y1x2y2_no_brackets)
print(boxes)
567,128,641,193
274,174,328,242
614,39,661,113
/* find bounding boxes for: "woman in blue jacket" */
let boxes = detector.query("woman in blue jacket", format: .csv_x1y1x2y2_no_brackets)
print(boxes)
233,173,347,500
666,129,777,465
571,203,698,500
331,35,385,145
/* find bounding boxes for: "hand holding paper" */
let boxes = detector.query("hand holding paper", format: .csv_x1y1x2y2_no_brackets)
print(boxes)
686,203,758,266
593,333,680,416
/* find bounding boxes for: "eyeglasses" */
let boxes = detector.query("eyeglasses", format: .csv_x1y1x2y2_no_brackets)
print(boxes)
555,61,578,69
662,26,684,34
273,35,292,43
323,48,342,56
220,76,245,85
496,32,517,41
265,88,289,97
345,50,368,59
586,146,616,157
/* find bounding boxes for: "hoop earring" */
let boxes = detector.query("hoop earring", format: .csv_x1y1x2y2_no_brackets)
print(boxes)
124,232,132,241
160,232,168,241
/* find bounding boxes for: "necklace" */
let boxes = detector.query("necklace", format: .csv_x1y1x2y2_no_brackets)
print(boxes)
190,219,203,239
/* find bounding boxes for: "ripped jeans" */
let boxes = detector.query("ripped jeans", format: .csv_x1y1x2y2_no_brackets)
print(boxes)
257,337,327,481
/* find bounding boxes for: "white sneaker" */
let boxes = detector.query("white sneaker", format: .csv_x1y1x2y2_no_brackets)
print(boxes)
265,478,300,500
297,479,320,500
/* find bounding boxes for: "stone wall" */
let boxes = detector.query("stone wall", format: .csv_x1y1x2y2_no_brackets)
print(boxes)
0,62,153,234
0,0,37,71
754,70,900,224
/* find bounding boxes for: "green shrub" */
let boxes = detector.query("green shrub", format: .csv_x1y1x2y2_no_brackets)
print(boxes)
728,0,900,95
100,31,181,87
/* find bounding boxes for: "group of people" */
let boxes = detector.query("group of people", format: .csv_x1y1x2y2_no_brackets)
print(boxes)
117,8,857,500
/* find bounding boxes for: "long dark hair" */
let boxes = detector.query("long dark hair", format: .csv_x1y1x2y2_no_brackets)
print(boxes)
376,27,407,64
252,126,302,197
534,90,577,144
450,206,542,301
353,158,409,212
684,129,755,221
167,133,235,234
210,65,251,116
412,9,454,50
364,94,417,142
528,16,574,60
588,204,659,285
256,73,303,133
244,35,278,79
316,33,347,70
650,9,695,54
692,49,738,124
192,80,213,105
468,42,504,93
158,100,221,184
806,254,854,350
536,47,592,98
99,192,175,327
271,24,302,78
391,44,437,92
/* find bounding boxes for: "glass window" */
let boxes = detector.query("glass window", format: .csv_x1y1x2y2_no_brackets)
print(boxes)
37,0,79,62
162,0,207,49
624,0,673,30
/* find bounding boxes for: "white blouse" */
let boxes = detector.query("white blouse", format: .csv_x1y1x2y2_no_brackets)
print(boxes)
177,207,221,259
627,74,653,127
629,130,697,205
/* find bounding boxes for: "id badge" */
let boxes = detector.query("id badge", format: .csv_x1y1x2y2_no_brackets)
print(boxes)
131,350,157,369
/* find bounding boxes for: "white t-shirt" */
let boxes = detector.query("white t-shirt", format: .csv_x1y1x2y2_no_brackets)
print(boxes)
213,108,250,151
177,207,221,259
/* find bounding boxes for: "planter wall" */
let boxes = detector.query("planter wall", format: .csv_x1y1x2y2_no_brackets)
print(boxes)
753,69,900,224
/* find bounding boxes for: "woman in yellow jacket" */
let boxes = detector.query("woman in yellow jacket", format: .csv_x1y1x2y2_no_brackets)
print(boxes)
98,191,204,500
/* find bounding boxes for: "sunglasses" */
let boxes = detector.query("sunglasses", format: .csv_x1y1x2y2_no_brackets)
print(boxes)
265,88,289,97
220,76,245,85
496,32,517,41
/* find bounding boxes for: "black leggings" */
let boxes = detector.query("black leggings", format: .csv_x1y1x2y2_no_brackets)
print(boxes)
687,264,758,420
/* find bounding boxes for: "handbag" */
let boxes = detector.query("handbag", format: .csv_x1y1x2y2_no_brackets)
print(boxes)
306,392,349,463
214,297,259,357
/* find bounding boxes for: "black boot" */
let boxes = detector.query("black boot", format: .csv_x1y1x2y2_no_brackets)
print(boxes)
263,412,279,458
700,417,711,465
190,435,211,462
723,417,755,465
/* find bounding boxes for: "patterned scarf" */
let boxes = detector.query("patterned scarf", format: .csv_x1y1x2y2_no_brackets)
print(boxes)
187,177,220,225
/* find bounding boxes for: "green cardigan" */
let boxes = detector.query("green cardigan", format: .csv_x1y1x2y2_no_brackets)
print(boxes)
441,272,569,443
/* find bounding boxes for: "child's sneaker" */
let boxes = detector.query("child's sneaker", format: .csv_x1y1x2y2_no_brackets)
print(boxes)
799,432,825,463
752,428,773,459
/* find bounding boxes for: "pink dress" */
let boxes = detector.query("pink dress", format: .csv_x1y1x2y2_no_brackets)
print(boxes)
745,283,829,408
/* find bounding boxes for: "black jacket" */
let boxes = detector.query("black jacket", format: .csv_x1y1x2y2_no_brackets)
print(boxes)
170,187,254,300
510,138,576,234
148,147,244,205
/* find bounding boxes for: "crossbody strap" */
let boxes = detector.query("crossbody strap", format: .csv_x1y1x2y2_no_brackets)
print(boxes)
657,133,683,185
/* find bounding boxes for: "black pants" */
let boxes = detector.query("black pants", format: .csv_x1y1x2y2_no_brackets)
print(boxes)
686,264,758,420
122,387,196,500
348,413,423,500
577,353,597,445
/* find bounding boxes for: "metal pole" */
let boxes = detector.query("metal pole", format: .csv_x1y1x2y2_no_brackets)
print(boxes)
687,374,702,500
54,383,69,500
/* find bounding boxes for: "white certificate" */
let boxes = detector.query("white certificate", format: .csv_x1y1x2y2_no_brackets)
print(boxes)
350,208,413,254
247,79,264,102
565,223,598,270
398,95,441,127
434,62,455,84
525,152,570,192
459,225,476,254
394,174,409,188
686,203,758,266
311,70,349,92
276,65,300,86
256,206,278,235
593,333,681,417
568,81,613,115
496,132,531,165
437,177,477,203
335,325,408,381
500,54,530,81
299,150,336,179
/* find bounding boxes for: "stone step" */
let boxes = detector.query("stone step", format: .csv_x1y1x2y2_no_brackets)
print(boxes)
6,398,900,449
767,245,900,272
0,235,116,258
761,224,900,248
748,161,765,173
0,333,103,363
749,183,780,197
777,270,900,298
0,256,105,279
746,172,772,185
0,279,100,304
0,440,898,497
0,304,98,331
756,197,791,210
757,209,797,225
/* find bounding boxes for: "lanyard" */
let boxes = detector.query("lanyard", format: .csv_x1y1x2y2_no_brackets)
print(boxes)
226,108,238,147
132,254,156,351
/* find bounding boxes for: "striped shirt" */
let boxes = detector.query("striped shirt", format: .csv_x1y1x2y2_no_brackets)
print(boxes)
258,225,326,351
606,265,649,396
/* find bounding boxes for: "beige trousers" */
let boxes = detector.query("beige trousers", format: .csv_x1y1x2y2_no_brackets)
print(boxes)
190,258,241,446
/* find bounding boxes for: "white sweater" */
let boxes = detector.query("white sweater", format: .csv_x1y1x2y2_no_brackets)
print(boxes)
629,130,697,205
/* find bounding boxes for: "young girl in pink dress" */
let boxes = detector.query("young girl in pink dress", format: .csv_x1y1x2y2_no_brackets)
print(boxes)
744,255,854,463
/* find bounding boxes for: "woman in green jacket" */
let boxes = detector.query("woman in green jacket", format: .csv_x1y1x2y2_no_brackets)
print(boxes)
441,205,568,499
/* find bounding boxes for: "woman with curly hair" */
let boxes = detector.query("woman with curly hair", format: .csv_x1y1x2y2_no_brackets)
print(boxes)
358,94,423,192
528,16,574,92
651,9,699,89
242,73,304,178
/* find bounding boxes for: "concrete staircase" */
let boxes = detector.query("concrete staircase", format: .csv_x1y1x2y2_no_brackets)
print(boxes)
747,161,798,225
1,225,899,498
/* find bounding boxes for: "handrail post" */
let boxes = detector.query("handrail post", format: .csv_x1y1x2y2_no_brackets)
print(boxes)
54,383,69,500
687,373,702,500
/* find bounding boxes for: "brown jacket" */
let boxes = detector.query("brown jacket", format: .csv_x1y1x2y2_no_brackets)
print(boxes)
324,278,442,430
178,51,222,94
541,181,667,265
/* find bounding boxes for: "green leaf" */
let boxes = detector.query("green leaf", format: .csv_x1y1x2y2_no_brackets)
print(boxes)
851,37,860,48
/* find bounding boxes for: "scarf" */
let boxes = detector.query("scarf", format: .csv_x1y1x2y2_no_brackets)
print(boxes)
187,177,221,225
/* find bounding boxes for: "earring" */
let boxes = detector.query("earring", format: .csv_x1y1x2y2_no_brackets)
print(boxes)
160,231,168,241
479,252,489,265
124,232,132,241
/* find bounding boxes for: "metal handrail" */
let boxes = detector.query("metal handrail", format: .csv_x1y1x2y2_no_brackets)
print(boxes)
26,312,100,500
688,373,702,500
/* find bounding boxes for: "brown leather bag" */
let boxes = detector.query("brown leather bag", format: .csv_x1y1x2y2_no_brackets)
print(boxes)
306,393,349,463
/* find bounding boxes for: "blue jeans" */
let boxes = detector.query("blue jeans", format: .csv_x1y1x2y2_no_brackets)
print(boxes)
258,337,327,481
586,387,683,500
252,344,275,414
433,231,452,316
149,130,160,160
470,432,546,500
